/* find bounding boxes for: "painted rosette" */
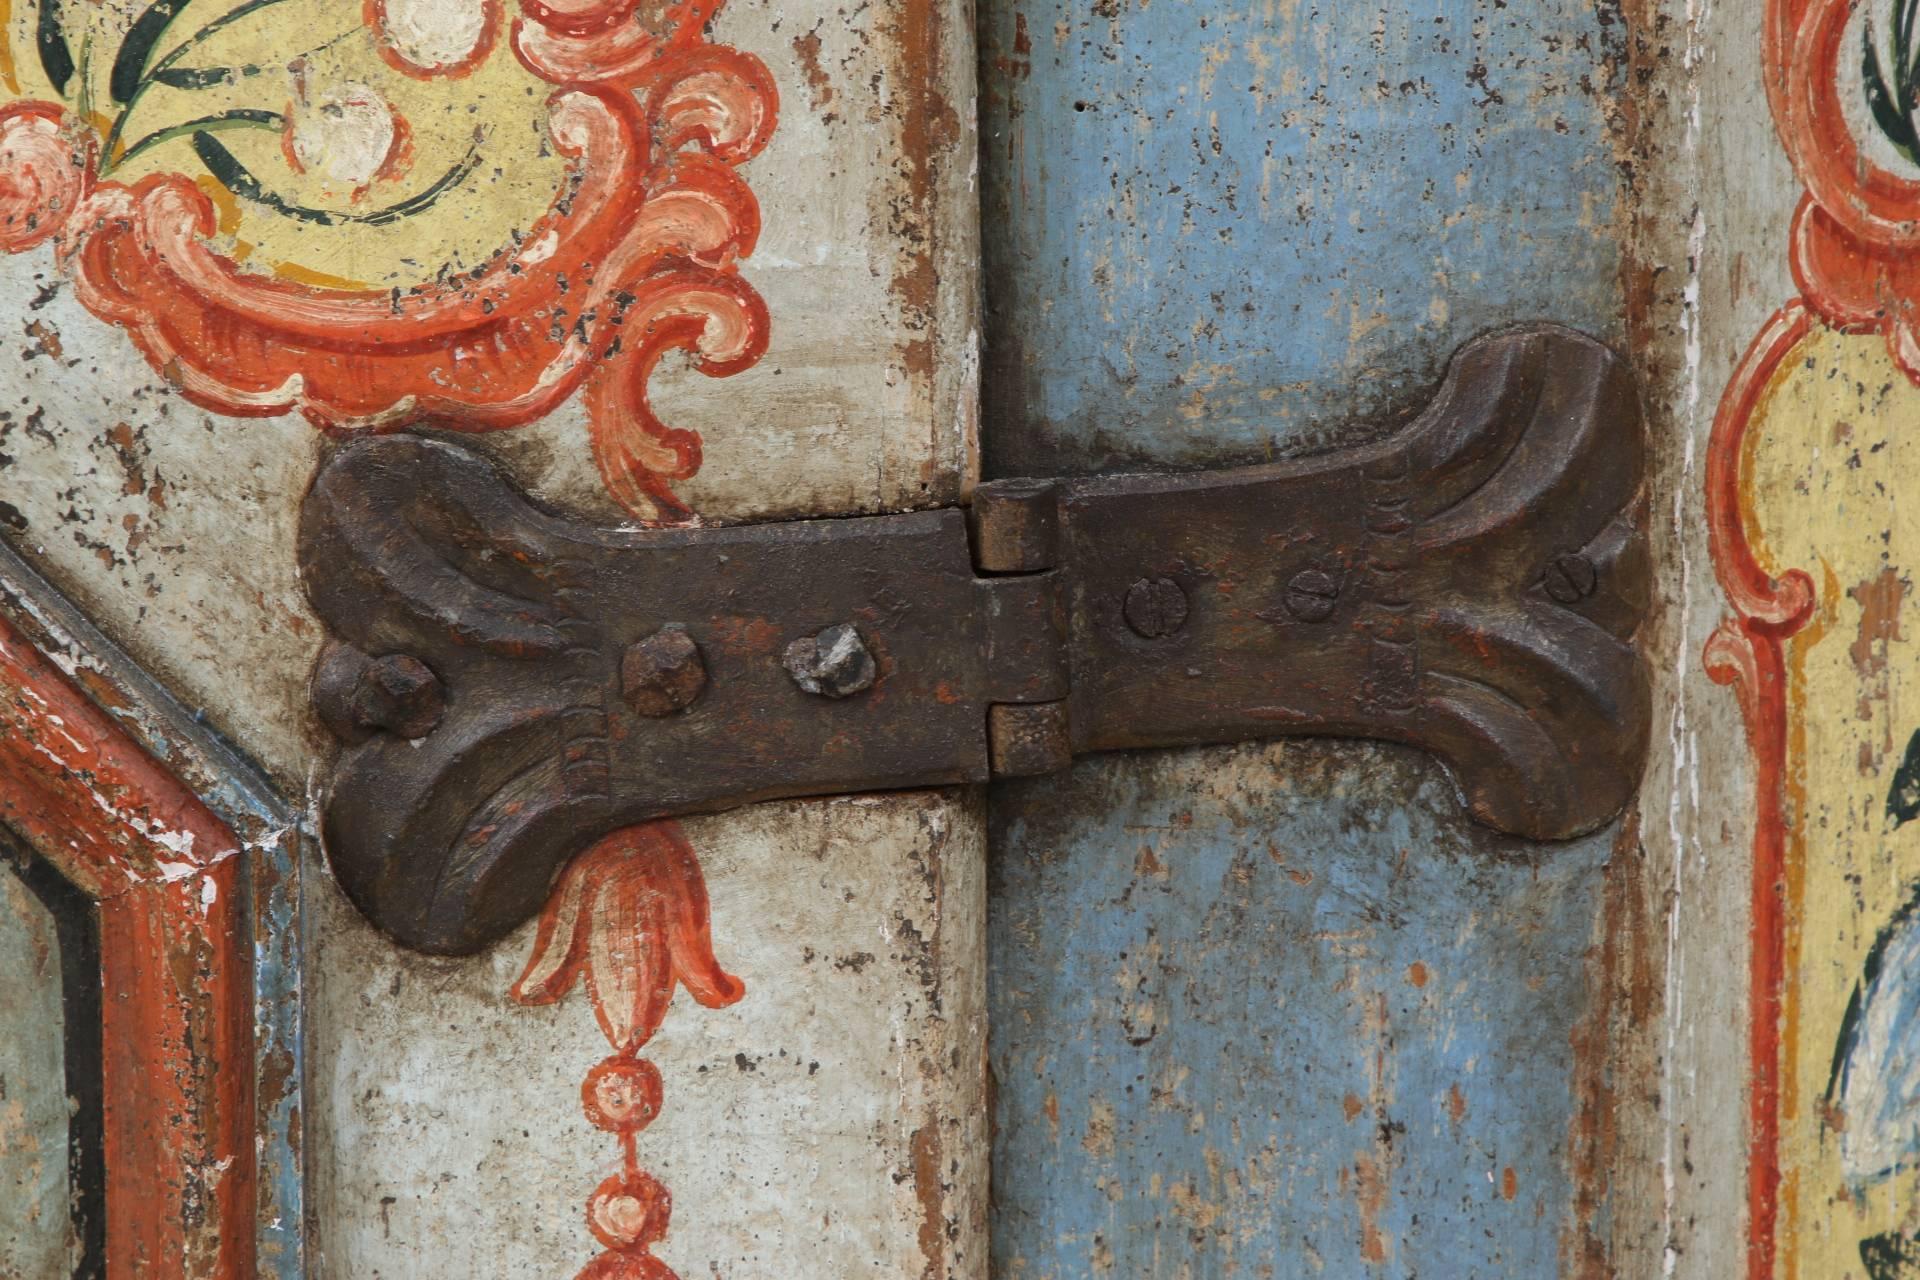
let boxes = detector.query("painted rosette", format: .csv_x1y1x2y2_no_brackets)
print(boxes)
586,1168,672,1253
366,0,501,78
0,104,86,251
281,83,413,195
581,1055,664,1135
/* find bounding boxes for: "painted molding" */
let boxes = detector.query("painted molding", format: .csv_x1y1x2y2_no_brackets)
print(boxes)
0,541,302,1279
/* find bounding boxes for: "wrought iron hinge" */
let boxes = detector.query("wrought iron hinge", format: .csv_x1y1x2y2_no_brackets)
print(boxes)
302,325,1650,954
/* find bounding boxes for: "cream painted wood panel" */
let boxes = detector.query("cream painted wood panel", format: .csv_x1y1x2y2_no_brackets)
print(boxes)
0,0,984,1273
308,795,986,1278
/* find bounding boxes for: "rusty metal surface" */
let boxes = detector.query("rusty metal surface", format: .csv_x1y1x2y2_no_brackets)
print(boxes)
1055,324,1650,841
299,435,994,953
302,326,1647,956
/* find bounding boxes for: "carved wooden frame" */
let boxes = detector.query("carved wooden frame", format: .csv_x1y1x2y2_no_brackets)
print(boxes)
0,542,302,1280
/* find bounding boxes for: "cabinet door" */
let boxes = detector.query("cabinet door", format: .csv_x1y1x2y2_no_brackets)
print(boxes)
976,3,1652,1276
0,1,1820,1278
0,1,984,1275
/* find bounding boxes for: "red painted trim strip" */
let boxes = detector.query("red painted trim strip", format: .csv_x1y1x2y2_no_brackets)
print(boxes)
0,610,256,1279
1703,300,1816,1280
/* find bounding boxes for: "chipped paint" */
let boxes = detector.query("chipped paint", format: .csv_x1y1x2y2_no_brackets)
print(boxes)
990,742,1612,1276
0,601,259,1276
979,0,1630,477
310,793,986,1277
0,540,306,1276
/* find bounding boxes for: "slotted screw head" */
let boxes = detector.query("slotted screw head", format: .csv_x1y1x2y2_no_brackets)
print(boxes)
1542,552,1598,604
783,623,877,698
622,625,707,716
1123,577,1189,638
1284,569,1340,623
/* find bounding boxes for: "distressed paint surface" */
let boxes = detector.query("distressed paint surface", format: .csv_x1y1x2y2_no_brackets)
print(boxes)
309,792,987,1278
507,822,750,1277
0,538,308,1277
0,0,979,787
1715,324,1920,1276
0,858,75,1278
0,589,281,1277
0,0,984,1267
0,0,1826,1276
1687,0,1920,1274
1603,0,1801,1275
991,741,1613,1277
0,0,783,522
979,0,1630,475
978,0,1657,1271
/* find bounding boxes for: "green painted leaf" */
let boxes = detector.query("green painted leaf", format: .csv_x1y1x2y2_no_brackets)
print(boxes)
110,0,194,104
1867,1,1920,168
116,108,280,167
36,0,74,95
190,131,485,227
150,64,244,88
1861,1230,1920,1280
1887,728,1920,827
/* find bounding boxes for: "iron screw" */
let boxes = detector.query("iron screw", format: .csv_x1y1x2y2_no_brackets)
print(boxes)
784,623,877,698
1123,576,1189,638
1542,553,1599,604
622,624,707,716
1284,569,1340,623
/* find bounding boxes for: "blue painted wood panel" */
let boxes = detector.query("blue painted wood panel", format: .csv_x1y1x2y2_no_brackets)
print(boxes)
989,743,1613,1277
978,3,1635,1270
979,0,1628,475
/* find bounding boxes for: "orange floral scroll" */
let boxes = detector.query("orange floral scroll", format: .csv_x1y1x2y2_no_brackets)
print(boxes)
0,0,777,521
1710,1,1920,1275
511,821,745,1278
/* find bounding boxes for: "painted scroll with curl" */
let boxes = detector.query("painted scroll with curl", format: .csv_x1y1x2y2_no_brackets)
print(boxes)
0,0,776,521
0,0,776,1268
1708,1,1920,1276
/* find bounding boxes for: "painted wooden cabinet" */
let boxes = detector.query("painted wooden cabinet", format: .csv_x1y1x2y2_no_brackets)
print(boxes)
0,0,1908,1278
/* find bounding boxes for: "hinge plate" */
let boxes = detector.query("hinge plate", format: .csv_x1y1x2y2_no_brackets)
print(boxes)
301,325,1649,953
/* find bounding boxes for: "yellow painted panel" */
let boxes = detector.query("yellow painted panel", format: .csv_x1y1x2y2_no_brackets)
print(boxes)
1747,322,1920,1277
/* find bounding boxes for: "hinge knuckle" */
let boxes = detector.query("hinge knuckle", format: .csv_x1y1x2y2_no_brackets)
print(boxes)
988,702,1072,777
977,573,1069,705
971,478,1059,573
974,476,1071,776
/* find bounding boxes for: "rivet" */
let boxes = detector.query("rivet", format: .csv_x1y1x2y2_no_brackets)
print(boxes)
1123,577,1189,638
622,625,707,716
356,653,443,738
1284,569,1340,623
784,623,877,698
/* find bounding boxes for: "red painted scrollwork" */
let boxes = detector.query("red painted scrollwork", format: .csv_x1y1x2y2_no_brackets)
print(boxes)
1708,1,1920,1274
511,821,745,1278
0,0,776,521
